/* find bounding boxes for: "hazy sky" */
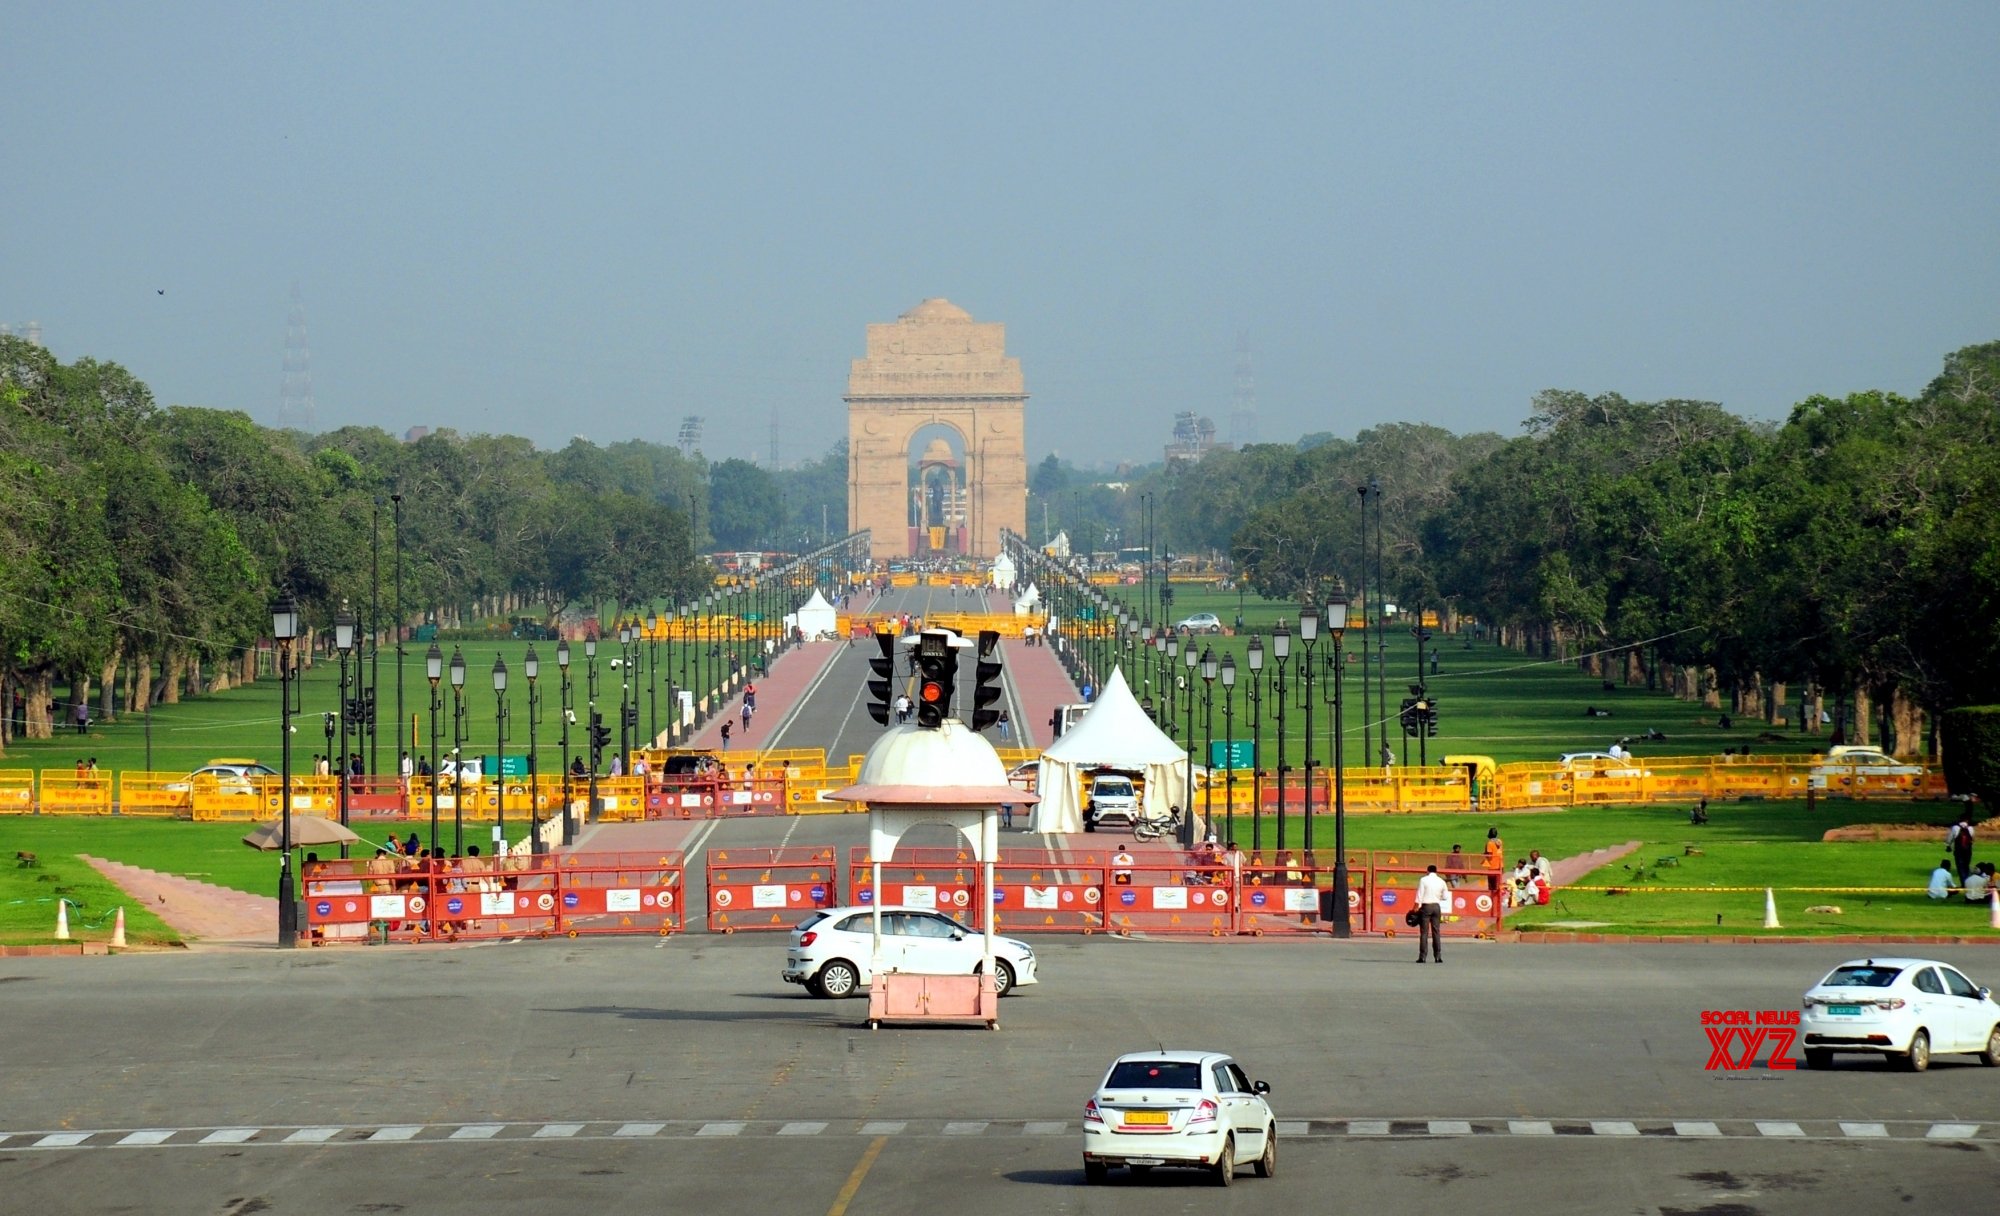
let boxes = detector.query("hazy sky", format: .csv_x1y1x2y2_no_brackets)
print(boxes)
6,3,1996,467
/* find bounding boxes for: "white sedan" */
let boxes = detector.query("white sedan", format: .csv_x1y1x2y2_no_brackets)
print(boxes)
1801,957,2000,1071
781,905,1038,999
1082,1050,1277,1186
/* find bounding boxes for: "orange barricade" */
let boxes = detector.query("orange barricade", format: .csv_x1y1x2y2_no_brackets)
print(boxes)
1233,852,1361,937
707,846,841,932
1366,851,1506,937
846,846,984,926
650,774,789,819
301,850,683,943
990,849,1111,934
1098,855,1237,937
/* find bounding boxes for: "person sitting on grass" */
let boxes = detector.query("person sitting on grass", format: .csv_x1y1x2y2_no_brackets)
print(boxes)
1960,864,1992,904
1929,858,1955,900
1690,799,1710,826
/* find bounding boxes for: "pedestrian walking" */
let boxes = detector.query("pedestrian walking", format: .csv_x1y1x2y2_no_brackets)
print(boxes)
1414,864,1449,963
740,701,752,732
720,721,733,748
997,710,1011,741
1948,813,1976,884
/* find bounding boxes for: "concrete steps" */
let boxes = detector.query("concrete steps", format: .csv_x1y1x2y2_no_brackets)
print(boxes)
80,854,276,946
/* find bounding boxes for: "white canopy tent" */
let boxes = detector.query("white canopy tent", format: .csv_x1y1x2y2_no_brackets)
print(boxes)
1030,666,1190,834
989,552,1017,593
1012,582,1041,615
786,589,839,639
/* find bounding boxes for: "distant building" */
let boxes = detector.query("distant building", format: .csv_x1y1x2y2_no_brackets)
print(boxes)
1165,411,1227,463
403,426,432,442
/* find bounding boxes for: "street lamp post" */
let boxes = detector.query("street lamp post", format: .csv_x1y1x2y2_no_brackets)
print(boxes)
1178,638,1195,846
1200,646,1218,837
425,644,442,854
492,658,509,850
1356,483,1372,769
272,593,302,948
1325,587,1352,937
333,611,356,857
1246,634,1265,855
1298,606,1321,856
646,612,659,746
392,493,404,802
1272,628,1288,856
557,639,574,846
585,637,599,833
617,622,633,763
449,648,467,855
678,605,691,720
525,646,543,855
1220,651,1237,846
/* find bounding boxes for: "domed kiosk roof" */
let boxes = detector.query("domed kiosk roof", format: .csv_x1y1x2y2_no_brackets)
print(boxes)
827,720,1038,806
901,298,972,323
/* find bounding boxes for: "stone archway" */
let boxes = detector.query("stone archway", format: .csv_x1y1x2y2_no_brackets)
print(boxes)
846,299,1027,562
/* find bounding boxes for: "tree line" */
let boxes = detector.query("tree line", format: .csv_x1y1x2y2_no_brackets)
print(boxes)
1030,341,2000,755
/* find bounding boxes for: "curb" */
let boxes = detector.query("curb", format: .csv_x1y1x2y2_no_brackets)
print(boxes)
1509,932,2000,945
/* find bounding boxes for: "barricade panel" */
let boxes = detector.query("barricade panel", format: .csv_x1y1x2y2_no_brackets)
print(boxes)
115,772,192,817
707,846,841,932
302,850,683,943
1366,851,1505,937
1099,857,1237,936
37,774,113,814
0,769,34,814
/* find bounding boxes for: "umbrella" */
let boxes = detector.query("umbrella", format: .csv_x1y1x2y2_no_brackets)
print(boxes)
241,817,363,850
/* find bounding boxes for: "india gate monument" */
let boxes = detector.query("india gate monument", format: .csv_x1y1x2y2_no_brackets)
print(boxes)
846,299,1028,562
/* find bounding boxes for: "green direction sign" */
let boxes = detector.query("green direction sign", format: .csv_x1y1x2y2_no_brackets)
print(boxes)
743,612,763,622
1208,740,1255,771
482,755,530,778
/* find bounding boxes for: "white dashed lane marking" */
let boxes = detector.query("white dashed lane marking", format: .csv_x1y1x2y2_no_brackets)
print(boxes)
5,1117,1994,1150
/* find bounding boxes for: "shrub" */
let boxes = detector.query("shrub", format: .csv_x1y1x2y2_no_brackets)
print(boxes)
1940,706,2000,806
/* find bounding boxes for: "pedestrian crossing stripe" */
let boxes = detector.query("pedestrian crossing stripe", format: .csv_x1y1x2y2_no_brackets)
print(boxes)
0,1117,1985,1149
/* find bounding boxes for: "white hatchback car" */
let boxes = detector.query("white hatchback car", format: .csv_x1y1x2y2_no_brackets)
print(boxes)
1082,1050,1277,1186
781,905,1038,999
1174,613,1224,634
1800,957,2000,1071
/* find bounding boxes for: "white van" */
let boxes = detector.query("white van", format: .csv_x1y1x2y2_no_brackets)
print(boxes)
1083,773,1140,830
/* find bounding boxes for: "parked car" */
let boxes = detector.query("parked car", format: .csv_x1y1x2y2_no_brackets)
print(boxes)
1083,773,1141,831
1082,1049,1278,1186
1800,957,2000,1071
782,905,1038,999
1007,760,1040,793
166,758,277,794
1557,751,1645,778
1809,747,1924,788
1174,613,1223,634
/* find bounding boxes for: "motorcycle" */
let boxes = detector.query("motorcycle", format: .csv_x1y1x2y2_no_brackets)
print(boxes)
1130,805,1184,842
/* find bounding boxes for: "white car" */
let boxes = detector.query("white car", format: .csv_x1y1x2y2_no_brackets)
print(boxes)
1810,747,1925,789
1558,751,1645,778
1174,613,1223,634
165,759,278,794
1083,773,1140,830
1800,957,2000,1071
1082,1050,1277,1186
781,905,1038,999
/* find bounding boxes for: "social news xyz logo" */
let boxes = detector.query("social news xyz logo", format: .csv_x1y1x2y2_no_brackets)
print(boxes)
1700,1010,1799,1070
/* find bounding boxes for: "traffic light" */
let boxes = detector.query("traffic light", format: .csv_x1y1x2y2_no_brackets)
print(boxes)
865,632,897,726
914,631,957,729
588,710,611,765
969,630,1003,731
622,703,639,731
1399,697,1420,738
1424,697,1440,738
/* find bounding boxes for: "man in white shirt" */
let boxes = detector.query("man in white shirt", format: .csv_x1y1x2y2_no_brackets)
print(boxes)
1414,864,1450,963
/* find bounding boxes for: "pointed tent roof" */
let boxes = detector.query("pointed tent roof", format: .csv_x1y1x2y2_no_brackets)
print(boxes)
1042,667,1185,766
799,588,834,613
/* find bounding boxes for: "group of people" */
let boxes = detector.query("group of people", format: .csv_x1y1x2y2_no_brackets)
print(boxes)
1929,814,1992,903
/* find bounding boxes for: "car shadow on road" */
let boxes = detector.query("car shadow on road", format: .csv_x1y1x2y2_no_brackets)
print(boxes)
535,1004,837,1025
1005,1168,1218,1188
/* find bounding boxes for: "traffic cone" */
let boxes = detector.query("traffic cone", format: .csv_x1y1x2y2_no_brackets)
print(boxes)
1762,888,1780,930
55,899,70,941
111,906,127,949
1990,889,1999,931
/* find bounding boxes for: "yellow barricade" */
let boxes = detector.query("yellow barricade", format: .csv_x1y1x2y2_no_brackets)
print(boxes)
0,769,37,814
36,774,113,815
116,772,193,817
591,776,647,821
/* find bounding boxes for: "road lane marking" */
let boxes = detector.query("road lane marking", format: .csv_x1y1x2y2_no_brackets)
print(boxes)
199,1129,258,1145
1840,1123,1888,1138
370,1127,423,1142
859,1122,906,1135
1673,1122,1722,1137
533,1124,585,1138
1756,1122,1805,1137
942,1121,987,1135
1927,1123,1980,1139
116,1131,174,1146
35,1132,90,1147
780,1122,828,1136
615,1122,666,1137
450,1125,504,1140
826,1135,887,1216
1510,1121,1555,1136
284,1128,341,1144
1348,1121,1390,1135
1428,1121,1472,1135
697,1122,745,1136
1591,1121,1639,1136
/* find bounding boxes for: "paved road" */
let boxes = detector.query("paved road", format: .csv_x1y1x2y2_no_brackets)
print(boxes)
5,923,1996,1214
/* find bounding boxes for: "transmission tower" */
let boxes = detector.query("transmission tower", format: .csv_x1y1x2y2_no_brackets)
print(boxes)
1229,330,1257,447
677,415,705,458
277,282,316,432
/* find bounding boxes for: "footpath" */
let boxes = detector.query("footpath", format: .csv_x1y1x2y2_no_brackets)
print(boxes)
79,855,275,947
981,589,1079,749
680,639,839,752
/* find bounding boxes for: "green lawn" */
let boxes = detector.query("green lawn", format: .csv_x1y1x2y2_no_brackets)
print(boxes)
0,817,537,946
1099,585,1837,767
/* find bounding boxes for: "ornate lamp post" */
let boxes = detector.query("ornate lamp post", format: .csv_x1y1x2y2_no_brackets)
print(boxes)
272,592,301,948
525,645,543,855
1200,646,1218,837
425,643,442,853
557,639,573,845
646,612,660,746
333,609,356,856
392,492,404,798
1140,623,1156,704
1271,623,1291,848
617,621,634,762
585,637,600,832
448,648,467,855
1177,637,1195,846
1298,606,1321,856
492,657,510,850
1246,634,1265,855
1324,587,1353,936
678,604,691,717
1356,483,1372,767
1220,651,1237,846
